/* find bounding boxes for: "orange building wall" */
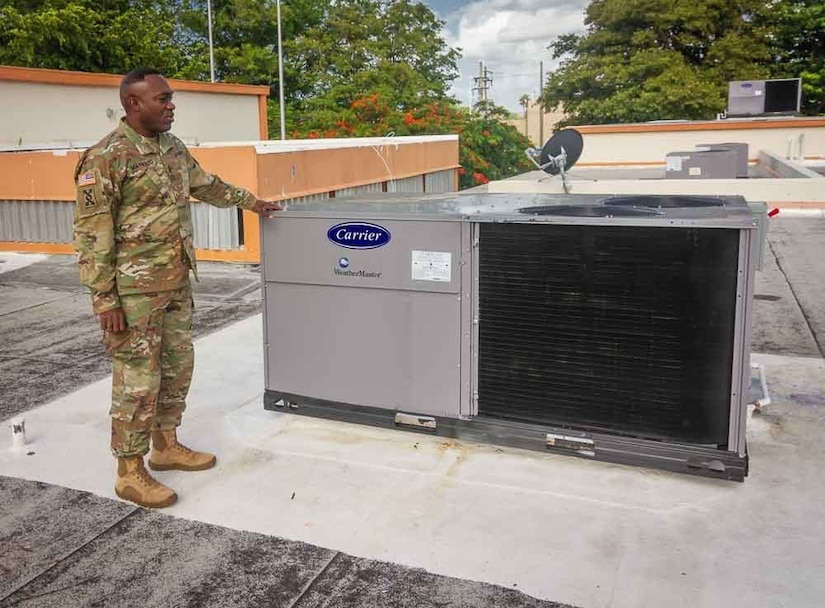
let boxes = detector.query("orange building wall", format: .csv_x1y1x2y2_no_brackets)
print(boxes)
256,139,459,199
0,140,460,262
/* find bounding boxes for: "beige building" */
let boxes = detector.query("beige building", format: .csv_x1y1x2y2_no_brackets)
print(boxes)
507,100,566,146
0,65,269,148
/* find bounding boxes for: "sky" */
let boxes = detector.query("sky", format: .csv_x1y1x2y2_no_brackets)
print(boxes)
423,0,591,113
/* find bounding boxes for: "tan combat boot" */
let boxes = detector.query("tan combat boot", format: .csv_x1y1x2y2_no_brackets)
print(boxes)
115,456,178,508
148,428,216,472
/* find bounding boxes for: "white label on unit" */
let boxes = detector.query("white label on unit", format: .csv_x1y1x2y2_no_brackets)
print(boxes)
689,167,702,176
411,250,451,282
666,156,683,172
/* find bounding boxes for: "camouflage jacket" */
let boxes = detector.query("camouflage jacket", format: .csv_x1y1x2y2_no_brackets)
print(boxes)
73,120,256,314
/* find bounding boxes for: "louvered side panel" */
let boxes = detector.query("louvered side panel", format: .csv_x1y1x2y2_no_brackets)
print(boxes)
190,203,240,250
335,183,383,198
0,200,74,243
387,176,424,193
285,193,329,207
424,169,455,193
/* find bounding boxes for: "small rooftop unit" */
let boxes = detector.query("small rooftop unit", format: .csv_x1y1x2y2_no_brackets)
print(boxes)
728,79,802,117
665,149,739,179
261,193,761,481
665,143,749,179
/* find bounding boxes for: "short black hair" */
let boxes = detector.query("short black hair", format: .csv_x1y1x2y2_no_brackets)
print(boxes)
120,68,164,108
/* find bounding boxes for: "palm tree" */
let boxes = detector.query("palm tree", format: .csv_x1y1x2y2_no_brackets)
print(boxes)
519,94,530,138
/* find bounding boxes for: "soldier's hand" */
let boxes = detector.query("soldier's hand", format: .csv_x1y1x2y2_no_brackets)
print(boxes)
99,308,127,333
251,199,284,219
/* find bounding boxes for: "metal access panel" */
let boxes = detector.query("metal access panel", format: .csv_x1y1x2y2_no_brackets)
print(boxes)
665,149,739,179
728,80,766,116
696,143,749,178
261,211,472,418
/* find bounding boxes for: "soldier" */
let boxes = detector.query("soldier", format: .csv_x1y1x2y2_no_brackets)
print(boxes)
73,68,282,509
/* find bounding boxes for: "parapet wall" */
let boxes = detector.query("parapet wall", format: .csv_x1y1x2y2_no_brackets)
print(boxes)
0,136,460,263
572,117,825,165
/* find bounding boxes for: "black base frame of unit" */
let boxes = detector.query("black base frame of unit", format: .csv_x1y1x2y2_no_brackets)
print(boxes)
264,391,748,482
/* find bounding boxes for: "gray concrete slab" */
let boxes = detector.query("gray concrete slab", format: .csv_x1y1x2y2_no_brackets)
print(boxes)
0,476,136,599
0,477,572,608
0,292,103,363
0,286,67,317
297,553,571,608
751,225,821,357
0,495,336,608
4,312,824,608
766,218,825,357
0,256,264,420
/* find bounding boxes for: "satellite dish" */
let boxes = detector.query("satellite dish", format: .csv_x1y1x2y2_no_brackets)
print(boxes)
538,129,584,174
525,128,584,193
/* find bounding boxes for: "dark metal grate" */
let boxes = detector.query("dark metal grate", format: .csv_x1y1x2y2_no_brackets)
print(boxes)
478,223,740,445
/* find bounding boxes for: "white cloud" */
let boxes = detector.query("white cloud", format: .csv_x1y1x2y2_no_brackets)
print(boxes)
436,0,589,112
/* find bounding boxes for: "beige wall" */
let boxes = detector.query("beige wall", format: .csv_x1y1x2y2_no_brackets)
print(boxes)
0,81,261,147
573,118,825,165
487,118,825,206
488,172,825,204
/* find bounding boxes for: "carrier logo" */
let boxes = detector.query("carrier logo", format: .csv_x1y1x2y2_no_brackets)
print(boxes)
327,222,391,249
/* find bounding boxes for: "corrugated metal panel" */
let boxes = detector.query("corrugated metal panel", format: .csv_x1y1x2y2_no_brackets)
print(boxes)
335,183,383,198
191,202,240,250
387,175,424,193
0,200,74,243
424,169,456,193
0,200,242,250
284,192,330,208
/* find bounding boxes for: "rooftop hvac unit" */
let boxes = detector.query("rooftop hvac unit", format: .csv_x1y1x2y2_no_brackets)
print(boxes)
262,193,760,481
695,143,750,178
665,149,739,179
728,79,802,117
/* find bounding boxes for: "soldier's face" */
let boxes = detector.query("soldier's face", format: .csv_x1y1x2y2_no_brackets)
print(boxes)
127,75,176,137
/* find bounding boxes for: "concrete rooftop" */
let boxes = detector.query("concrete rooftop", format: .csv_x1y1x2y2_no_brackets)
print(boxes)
2,217,825,608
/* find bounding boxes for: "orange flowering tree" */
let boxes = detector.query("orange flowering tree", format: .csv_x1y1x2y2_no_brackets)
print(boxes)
279,95,532,190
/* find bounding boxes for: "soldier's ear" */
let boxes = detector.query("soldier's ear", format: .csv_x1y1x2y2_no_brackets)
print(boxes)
126,95,141,112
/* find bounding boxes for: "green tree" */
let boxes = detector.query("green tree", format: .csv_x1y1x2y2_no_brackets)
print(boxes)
0,0,191,75
765,0,825,114
175,0,327,84
543,0,777,125
288,0,459,120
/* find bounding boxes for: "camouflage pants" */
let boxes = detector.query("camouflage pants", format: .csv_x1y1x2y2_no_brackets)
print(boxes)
104,284,194,457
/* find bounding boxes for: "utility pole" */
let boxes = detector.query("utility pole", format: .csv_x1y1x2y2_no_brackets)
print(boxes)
538,61,544,145
207,0,216,83
276,0,285,140
472,61,494,110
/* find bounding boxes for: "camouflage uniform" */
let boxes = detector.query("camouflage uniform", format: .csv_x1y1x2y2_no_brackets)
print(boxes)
74,119,257,457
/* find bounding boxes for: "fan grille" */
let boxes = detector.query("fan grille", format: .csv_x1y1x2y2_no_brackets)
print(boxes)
477,223,739,445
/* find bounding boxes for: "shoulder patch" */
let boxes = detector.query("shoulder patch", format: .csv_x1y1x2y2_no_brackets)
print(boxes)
74,167,108,217
80,187,99,210
77,171,97,187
